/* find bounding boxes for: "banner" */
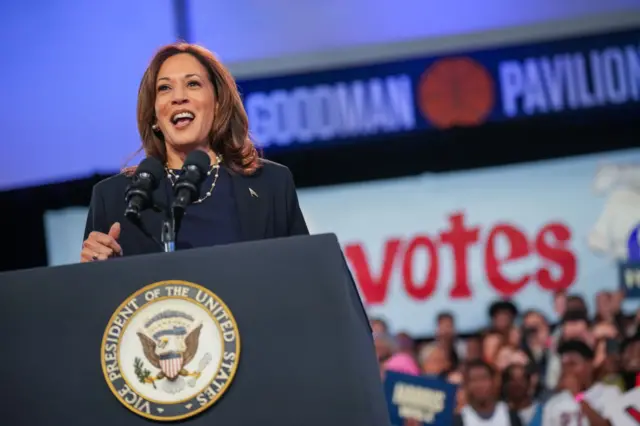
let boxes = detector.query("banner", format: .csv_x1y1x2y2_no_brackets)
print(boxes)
297,149,640,335
238,28,640,150
384,371,457,426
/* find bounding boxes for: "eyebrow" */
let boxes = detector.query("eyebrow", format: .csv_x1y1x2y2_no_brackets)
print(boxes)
157,73,202,82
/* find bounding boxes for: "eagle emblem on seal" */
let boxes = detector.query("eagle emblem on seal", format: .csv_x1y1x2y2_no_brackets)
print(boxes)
135,310,212,394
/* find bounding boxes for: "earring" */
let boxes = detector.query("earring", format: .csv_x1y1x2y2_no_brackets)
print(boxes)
151,124,159,131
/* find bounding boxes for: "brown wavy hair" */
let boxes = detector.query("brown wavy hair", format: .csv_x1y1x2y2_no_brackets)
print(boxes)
130,42,261,175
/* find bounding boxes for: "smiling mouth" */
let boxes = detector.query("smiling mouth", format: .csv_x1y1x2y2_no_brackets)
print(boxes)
171,110,195,129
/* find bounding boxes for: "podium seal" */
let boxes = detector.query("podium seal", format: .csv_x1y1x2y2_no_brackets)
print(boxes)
100,280,241,421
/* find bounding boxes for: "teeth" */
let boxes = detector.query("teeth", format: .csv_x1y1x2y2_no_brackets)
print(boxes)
172,111,195,123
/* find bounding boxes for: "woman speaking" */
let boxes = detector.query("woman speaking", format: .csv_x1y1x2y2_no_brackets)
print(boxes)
81,43,309,262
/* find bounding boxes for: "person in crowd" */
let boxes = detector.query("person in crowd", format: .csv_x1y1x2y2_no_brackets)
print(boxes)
436,311,466,368
593,290,626,336
447,370,468,414
502,364,543,426
521,310,551,386
81,42,308,261
626,308,640,337
465,334,483,362
594,291,611,323
495,346,529,372
550,294,589,344
508,326,522,349
565,295,588,315
489,300,519,337
396,332,417,357
374,331,420,378
483,330,505,366
545,309,594,390
542,340,621,426
370,317,389,335
418,342,452,377
594,341,625,392
620,331,640,390
560,310,593,345
454,360,523,426
592,321,619,342
548,293,587,349
591,320,625,390
374,331,395,370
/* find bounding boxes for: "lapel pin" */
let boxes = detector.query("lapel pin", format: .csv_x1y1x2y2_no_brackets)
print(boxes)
249,187,258,198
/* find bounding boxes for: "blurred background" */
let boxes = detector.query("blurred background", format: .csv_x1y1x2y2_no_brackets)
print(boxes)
1,0,640,422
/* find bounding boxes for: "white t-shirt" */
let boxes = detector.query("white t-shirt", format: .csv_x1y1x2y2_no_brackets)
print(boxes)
461,401,511,426
542,383,621,426
519,402,539,425
607,388,640,426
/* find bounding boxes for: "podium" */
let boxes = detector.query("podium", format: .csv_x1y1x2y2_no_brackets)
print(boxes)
0,234,390,426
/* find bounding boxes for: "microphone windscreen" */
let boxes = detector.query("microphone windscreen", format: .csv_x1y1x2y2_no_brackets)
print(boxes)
183,150,211,173
135,156,165,183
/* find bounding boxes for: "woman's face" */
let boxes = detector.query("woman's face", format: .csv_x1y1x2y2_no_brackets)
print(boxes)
421,346,450,375
154,53,216,153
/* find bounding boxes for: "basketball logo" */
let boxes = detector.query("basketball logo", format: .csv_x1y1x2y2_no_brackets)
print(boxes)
417,57,494,129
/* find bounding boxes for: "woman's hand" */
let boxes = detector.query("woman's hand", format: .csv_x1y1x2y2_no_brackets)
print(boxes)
81,222,122,262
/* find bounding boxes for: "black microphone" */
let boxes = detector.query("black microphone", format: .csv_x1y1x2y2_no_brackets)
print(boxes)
172,150,211,212
124,156,165,221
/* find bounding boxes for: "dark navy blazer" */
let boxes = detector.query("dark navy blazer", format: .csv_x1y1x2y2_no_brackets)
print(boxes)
83,159,309,256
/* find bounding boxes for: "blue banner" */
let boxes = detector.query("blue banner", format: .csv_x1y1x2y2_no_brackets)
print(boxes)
383,371,457,426
237,28,640,150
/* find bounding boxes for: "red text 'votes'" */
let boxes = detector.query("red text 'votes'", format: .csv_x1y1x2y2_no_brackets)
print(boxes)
344,212,577,304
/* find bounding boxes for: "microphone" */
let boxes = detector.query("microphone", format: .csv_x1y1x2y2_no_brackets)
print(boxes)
172,150,211,212
124,156,165,221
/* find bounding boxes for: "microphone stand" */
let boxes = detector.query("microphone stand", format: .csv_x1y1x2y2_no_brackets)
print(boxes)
161,206,185,253
161,215,176,253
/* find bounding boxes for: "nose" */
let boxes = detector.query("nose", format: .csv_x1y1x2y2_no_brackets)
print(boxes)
171,86,189,105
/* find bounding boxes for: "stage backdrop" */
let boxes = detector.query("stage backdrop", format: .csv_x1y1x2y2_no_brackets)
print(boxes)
194,0,640,74
43,149,640,336
1,1,638,191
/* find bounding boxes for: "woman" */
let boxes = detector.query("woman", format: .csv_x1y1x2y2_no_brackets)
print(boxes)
418,342,452,377
373,332,420,378
81,43,308,261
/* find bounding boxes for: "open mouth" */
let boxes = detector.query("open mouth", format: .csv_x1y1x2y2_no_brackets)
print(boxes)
171,110,195,129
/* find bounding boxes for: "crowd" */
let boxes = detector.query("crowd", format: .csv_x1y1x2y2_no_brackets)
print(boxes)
372,290,640,426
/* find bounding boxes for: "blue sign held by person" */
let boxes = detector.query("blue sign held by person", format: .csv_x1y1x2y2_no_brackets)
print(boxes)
620,223,640,299
628,225,640,261
384,371,457,426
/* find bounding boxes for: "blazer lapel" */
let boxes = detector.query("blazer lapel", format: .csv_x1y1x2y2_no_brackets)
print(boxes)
230,169,269,241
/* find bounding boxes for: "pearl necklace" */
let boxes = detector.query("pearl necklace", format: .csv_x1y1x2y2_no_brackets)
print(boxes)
166,155,223,204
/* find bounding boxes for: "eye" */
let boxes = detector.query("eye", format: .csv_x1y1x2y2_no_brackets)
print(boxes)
187,80,201,88
157,84,170,92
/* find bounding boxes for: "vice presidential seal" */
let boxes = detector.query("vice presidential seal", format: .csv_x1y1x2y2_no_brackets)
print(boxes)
100,280,240,422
